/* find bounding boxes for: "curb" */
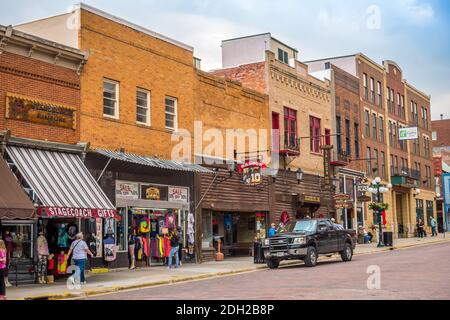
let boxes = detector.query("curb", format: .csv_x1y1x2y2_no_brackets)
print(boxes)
22,237,450,300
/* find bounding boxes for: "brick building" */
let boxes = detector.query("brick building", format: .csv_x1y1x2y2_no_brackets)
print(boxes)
307,54,436,239
0,25,87,144
212,33,334,224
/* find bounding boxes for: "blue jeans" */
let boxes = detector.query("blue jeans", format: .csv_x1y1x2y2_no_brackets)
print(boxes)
73,259,87,283
168,246,179,269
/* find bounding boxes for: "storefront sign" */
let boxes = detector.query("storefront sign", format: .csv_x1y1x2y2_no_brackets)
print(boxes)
168,187,189,203
334,194,353,209
399,127,418,141
322,145,332,186
6,94,76,129
302,195,321,204
238,160,267,186
115,181,139,199
38,207,120,220
358,195,372,202
145,187,161,200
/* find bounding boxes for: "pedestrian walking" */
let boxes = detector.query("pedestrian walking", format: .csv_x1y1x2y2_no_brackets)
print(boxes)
0,240,7,300
67,233,94,285
416,219,425,239
168,228,180,269
431,216,438,237
268,223,277,237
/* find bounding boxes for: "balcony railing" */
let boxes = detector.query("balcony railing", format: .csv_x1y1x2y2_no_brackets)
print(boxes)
391,167,420,188
330,150,350,167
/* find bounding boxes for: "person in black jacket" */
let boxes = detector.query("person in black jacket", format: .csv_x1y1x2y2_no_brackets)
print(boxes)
168,229,180,269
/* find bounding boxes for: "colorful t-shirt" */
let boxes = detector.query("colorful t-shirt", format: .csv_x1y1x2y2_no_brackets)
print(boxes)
0,250,7,269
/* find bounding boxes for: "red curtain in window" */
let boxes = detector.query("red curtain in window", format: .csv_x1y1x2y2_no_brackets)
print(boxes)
310,116,321,153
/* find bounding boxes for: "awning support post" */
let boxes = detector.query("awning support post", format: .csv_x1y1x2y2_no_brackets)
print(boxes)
97,156,113,183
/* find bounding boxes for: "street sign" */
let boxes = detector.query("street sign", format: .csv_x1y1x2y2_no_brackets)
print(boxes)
357,184,369,193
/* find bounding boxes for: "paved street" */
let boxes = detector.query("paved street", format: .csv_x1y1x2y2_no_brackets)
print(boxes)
87,242,450,300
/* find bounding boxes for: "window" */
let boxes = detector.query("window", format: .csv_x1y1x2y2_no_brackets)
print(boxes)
389,121,393,145
370,78,375,103
414,103,418,125
424,108,428,129
354,123,360,159
393,122,397,148
310,116,321,153
377,81,382,107
278,48,289,64
363,74,368,100
136,89,150,125
284,107,298,149
325,128,331,145
381,151,386,178
418,163,422,186
394,156,399,175
401,95,405,119
391,155,395,176
325,62,331,69
336,116,342,153
391,89,395,113
410,101,415,124
379,117,384,143
387,87,390,111
364,110,370,138
372,113,377,140
103,79,119,118
397,93,402,116
416,199,424,222
367,147,372,175
373,149,379,176
345,119,351,156
165,96,178,130
426,201,434,226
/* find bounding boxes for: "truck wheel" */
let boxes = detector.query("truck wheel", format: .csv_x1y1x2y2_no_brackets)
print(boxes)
340,243,353,262
304,246,318,267
267,259,280,269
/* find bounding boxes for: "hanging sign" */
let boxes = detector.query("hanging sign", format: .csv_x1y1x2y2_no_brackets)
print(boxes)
399,127,418,141
357,184,369,193
238,160,267,186
334,194,353,209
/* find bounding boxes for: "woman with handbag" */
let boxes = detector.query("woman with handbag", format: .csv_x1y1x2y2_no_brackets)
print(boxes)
67,233,94,285
0,240,7,300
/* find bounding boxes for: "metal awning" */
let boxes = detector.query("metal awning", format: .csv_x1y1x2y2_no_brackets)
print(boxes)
95,149,213,173
6,146,117,220
0,158,35,220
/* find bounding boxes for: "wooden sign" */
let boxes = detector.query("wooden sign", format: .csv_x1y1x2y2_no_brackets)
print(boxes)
6,94,76,129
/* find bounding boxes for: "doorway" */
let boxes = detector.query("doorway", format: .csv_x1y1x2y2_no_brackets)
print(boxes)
396,194,407,238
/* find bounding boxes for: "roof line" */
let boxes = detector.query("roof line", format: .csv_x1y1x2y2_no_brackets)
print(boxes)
222,32,299,53
74,2,194,52
303,54,357,64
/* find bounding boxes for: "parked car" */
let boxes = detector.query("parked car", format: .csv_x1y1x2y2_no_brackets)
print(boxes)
262,218,356,268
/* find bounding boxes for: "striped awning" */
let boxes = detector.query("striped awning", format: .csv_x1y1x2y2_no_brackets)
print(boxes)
95,149,213,173
6,146,117,220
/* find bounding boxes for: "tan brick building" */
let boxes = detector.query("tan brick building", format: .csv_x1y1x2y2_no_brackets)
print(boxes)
17,3,196,160
212,33,334,223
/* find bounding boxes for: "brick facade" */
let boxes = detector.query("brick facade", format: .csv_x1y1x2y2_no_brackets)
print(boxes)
0,51,81,144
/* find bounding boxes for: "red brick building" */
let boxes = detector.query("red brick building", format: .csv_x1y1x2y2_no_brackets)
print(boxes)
0,25,87,144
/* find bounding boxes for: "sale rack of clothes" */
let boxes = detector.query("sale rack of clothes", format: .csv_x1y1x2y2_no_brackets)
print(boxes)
128,209,180,268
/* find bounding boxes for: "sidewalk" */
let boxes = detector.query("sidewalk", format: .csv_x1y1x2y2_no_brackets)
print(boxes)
6,234,450,300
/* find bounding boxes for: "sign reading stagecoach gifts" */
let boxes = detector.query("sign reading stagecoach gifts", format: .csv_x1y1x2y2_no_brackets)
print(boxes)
38,207,120,220
6,94,76,129
238,160,267,186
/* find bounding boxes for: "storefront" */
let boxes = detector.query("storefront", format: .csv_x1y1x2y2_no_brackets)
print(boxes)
197,159,271,260
0,157,37,285
85,149,212,268
271,169,333,225
2,137,117,283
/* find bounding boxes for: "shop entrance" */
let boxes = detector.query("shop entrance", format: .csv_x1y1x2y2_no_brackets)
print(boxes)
212,212,267,256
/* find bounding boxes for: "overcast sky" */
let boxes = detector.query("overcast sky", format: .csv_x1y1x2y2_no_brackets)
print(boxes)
1,0,449,120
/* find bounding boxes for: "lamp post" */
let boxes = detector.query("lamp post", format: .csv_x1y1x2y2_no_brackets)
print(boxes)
368,177,392,248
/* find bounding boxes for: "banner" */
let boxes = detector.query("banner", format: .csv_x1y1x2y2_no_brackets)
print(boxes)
399,127,418,141
38,206,120,220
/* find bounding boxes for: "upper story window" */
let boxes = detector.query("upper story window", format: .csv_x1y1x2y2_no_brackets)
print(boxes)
401,95,405,119
278,48,289,64
379,117,384,143
345,119,351,156
397,93,402,116
354,123,360,159
377,81,382,107
165,96,178,131
284,107,298,149
390,89,395,114
136,89,150,126
103,79,119,119
325,62,331,69
310,116,321,153
363,74,368,101
386,87,391,111
336,116,342,153
364,110,370,138
372,113,377,140
370,78,375,103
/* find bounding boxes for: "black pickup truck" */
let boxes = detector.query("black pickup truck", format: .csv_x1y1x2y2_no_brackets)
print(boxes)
262,218,356,268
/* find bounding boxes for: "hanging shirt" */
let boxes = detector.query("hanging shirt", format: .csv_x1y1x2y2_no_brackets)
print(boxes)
57,226,69,248
57,254,68,274
37,235,49,256
87,218,97,235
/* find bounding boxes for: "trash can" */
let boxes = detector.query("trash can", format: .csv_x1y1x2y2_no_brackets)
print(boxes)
253,240,265,264
383,232,393,247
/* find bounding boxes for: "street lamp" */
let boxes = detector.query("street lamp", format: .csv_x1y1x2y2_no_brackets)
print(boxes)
369,177,391,248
